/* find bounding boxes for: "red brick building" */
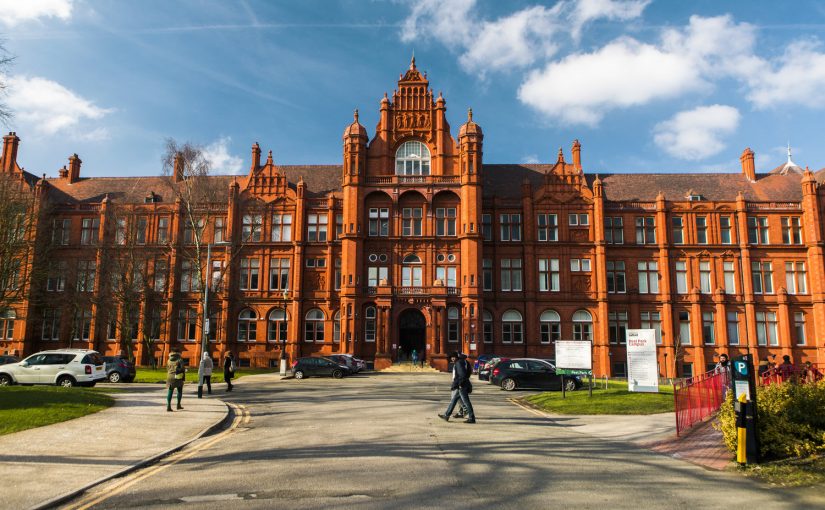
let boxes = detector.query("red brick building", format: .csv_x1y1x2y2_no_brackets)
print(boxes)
1,59,823,376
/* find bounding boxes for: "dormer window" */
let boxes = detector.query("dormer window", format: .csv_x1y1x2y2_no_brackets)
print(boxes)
688,194,704,201
395,141,430,176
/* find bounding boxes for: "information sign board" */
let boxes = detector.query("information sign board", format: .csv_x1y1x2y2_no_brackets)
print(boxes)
625,329,659,393
556,340,592,375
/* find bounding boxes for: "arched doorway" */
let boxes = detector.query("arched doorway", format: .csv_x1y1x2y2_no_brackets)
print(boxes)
398,308,426,362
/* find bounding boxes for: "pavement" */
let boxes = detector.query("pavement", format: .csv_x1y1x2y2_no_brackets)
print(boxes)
646,419,732,471
0,383,227,510
55,372,823,510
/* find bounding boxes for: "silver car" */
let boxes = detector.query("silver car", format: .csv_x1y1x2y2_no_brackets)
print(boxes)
0,349,107,387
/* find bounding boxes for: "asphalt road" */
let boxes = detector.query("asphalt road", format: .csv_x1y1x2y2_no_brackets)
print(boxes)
62,372,821,510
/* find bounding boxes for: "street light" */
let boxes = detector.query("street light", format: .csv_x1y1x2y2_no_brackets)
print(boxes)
198,241,231,398
280,288,289,376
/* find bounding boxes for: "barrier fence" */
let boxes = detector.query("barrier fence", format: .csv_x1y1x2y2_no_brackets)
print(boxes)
759,363,823,386
674,369,731,437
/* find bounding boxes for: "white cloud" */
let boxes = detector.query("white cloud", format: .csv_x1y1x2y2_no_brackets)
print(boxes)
569,0,650,41
0,0,73,27
521,154,540,164
746,40,825,108
400,0,475,47
653,105,740,160
203,137,244,175
6,75,111,135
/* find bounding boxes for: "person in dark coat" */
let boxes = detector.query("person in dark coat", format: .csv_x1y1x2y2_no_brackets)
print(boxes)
165,350,185,412
224,352,235,392
438,352,475,423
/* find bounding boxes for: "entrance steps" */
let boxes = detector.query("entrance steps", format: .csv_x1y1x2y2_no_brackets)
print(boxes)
381,361,440,373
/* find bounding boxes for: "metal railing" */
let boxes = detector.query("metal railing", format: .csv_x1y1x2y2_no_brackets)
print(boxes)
674,368,731,436
759,363,823,386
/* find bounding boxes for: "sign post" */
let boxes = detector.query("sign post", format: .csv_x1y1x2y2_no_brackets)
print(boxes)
625,329,659,393
555,340,593,398
732,354,760,464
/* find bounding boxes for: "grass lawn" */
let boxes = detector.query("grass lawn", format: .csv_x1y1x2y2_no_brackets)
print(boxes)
132,367,274,384
524,379,674,415
740,455,825,488
0,386,115,436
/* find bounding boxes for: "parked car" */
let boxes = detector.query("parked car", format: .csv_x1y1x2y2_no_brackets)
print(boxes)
102,356,136,383
490,358,581,391
0,355,19,365
0,349,107,387
478,357,508,382
473,354,498,374
329,354,366,373
291,357,352,379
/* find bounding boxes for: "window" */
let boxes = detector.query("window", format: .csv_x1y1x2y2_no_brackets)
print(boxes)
678,311,691,345
785,261,807,294
605,217,623,244
747,217,769,244
606,261,626,293
77,260,96,292
756,311,778,346
751,261,773,294
794,312,806,346
781,217,802,245
52,219,70,245
682,363,694,379
699,261,712,294
364,307,376,342
158,217,169,244
481,214,492,241
0,310,14,340
500,259,523,291
538,214,558,242
720,216,733,244
368,208,390,237
675,261,688,294
727,312,740,346
269,258,290,291
214,217,226,243
46,261,68,292
501,310,523,344
0,259,19,291
41,309,60,341
499,214,522,241
436,266,457,287
80,217,99,245
401,255,423,287
702,312,715,345
570,258,591,272
272,214,292,242
135,217,147,245
636,216,656,244
240,258,260,290
436,208,457,236
307,214,328,242
115,218,127,245
696,216,707,244
608,311,628,344
180,260,200,292
637,261,659,294
640,311,662,344
402,208,423,236
395,141,431,175
539,310,561,344
671,217,684,244
482,310,493,343
267,309,287,343
368,266,389,287
538,259,560,292
334,259,341,290
568,213,589,226
447,307,460,343
613,363,628,378
183,218,204,245
177,309,198,341
238,309,257,342
723,261,736,294
333,311,341,343
69,309,92,341
482,259,493,291
573,310,593,341
305,257,326,268
149,307,164,341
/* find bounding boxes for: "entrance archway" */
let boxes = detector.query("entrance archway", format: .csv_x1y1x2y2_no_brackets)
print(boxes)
398,308,426,362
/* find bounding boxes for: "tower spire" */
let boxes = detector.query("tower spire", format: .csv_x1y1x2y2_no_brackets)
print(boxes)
410,50,416,70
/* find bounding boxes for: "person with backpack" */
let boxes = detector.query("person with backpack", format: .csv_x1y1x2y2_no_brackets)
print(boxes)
438,352,475,423
200,352,213,395
165,349,185,412
224,352,235,392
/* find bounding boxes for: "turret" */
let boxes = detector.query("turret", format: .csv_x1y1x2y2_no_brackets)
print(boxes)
458,108,483,177
343,109,368,184
251,142,261,171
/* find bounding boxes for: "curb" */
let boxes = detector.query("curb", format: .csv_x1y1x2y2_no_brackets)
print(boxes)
30,399,232,510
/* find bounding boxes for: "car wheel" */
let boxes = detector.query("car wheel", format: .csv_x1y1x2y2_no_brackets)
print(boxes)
0,374,12,386
332,369,343,379
501,378,516,391
108,372,121,383
57,376,75,388
564,378,577,392
294,370,305,380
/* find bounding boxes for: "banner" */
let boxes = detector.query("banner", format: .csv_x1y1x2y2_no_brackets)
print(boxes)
626,329,659,393
556,340,592,375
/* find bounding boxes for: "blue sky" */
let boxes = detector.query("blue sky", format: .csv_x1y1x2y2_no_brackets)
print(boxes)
3,0,825,178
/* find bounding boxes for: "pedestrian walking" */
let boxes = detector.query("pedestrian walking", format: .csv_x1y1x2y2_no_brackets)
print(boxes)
224,352,235,392
411,349,418,366
438,352,476,423
200,352,213,395
166,349,185,412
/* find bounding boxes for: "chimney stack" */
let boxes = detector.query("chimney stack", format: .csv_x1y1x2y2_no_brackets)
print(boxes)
572,139,582,172
59,166,69,179
740,148,756,182
174,152,184,182
251,142,261,170
2,132,20,173
67,154,82,183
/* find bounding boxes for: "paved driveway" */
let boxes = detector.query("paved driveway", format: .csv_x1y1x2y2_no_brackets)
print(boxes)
64,372,822,509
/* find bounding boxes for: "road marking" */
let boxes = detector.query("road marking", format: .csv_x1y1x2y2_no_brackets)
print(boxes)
508,398,549,418
63,404,250,510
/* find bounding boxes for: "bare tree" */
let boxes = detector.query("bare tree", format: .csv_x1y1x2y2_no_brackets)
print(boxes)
0,173,40,313
0,40,14,125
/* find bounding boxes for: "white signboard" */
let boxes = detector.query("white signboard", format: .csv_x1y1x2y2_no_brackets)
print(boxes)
626,329,659,393
556,340,592,374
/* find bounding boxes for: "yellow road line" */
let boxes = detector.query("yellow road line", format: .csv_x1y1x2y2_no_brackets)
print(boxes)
509,398,548,418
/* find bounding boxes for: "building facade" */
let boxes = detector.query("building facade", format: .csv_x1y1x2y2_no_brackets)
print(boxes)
1,59,823,376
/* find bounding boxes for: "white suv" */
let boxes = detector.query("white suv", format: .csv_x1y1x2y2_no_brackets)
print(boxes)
0,349,107,387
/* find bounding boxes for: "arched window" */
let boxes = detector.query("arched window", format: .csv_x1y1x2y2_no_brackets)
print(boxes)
402,254,423,287
304,309,325,343
395,141,431,176
267,308,287,343
502,310,523,344
573,310,593,341
447,306,460,343
482,310,493,344
540,310,561,344
238,309,257,342
333,311,341,344
0,309,15,340
364,306,377,343
402,254,422,264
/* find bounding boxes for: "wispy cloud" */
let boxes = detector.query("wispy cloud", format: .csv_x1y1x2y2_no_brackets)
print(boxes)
0,0,73,27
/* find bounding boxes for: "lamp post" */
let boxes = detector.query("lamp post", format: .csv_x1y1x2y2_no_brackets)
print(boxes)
280,288,289,376
198,241,230,398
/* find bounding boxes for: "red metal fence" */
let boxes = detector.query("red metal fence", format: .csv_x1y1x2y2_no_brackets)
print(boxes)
759,363,823,386
674,369,731,436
